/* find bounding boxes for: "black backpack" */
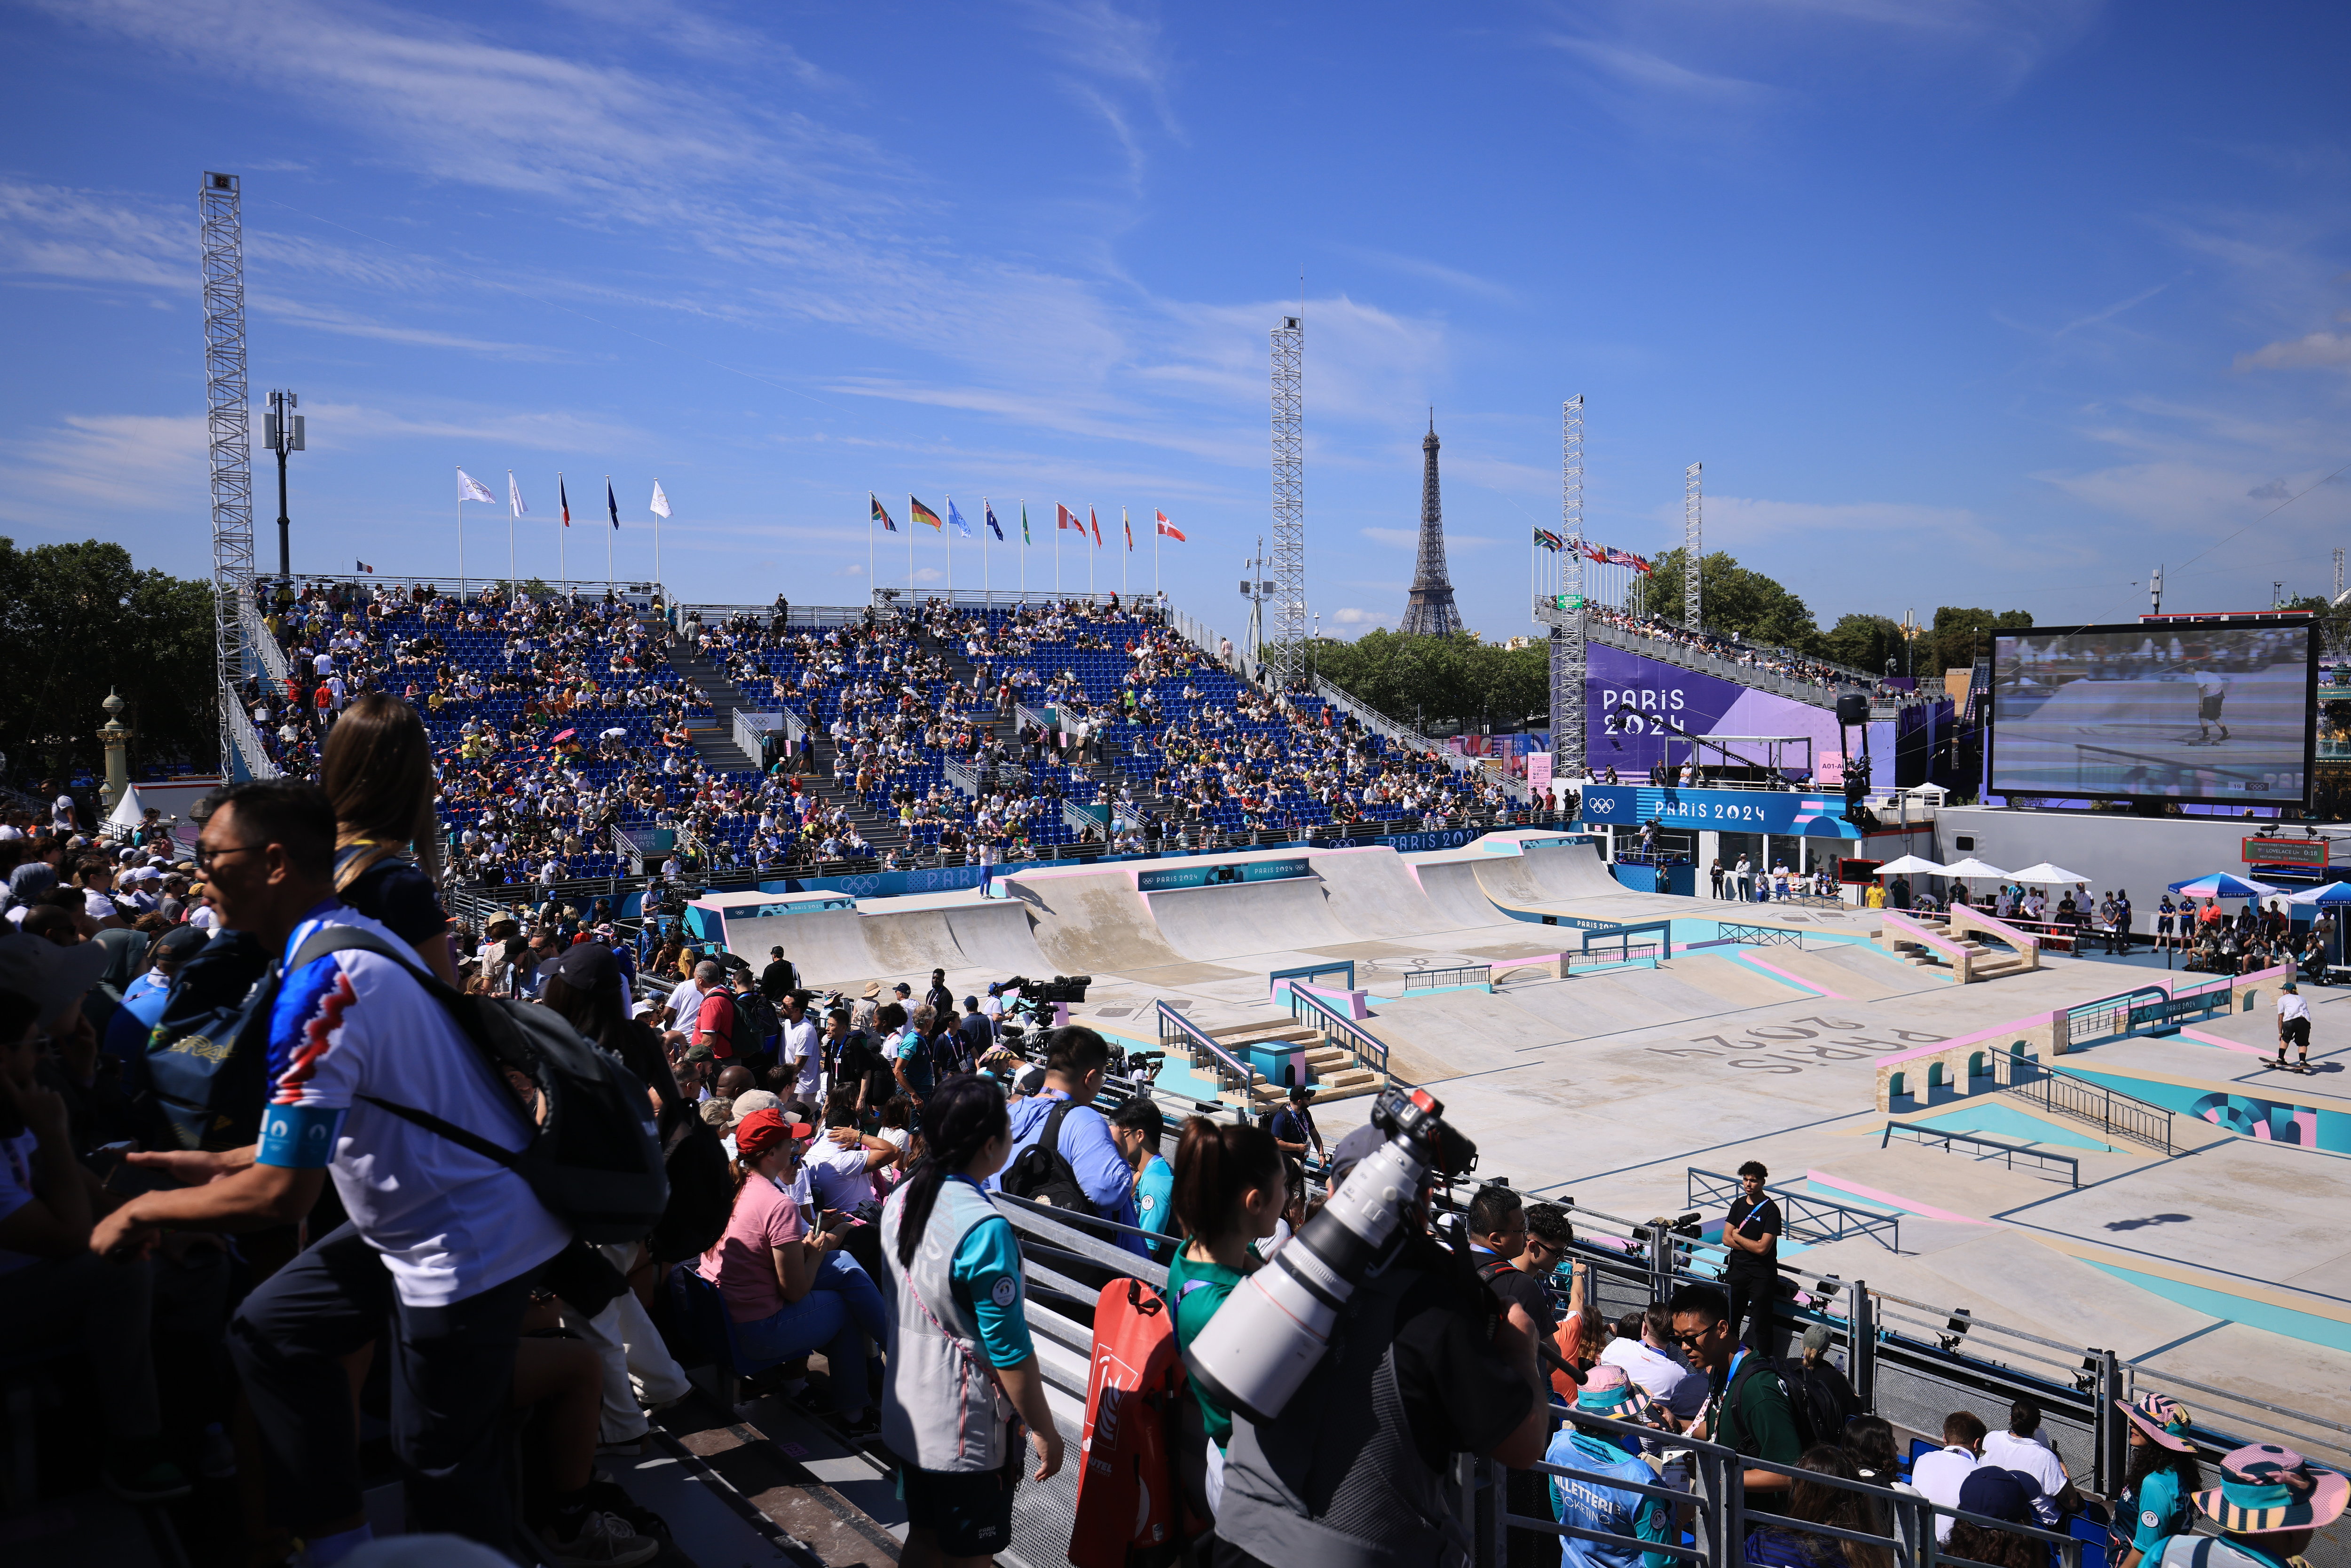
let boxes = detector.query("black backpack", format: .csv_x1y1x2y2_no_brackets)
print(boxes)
731,985,780,1055
647,1115,734,1263
289,926,670,1244
1774,1356,1856,1451
143,930,275,1150
1720,1353,1805,1457
1001,1099,1101,1218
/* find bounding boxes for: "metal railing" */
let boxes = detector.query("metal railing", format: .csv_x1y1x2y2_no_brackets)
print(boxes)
1309,674,1529,802
1282,984,1390,1080
2066,983,2169,1046
1402,962,1491,990
1715,921,1804,947
1688,1167,1901,1252
1988,1053,2176,1154
1882,1121,2081,1186
224,693,283,781
1565,941,1660,968
240,591,292,686
1153,1000,1262,1103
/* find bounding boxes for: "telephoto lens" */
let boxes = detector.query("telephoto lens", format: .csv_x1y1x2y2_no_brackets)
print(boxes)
1181,1087,1475,1425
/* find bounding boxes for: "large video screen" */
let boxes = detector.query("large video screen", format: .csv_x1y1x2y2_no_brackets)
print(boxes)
1990,622,2314,805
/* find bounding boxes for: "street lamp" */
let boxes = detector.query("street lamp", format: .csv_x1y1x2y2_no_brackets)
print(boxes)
264,389,305,581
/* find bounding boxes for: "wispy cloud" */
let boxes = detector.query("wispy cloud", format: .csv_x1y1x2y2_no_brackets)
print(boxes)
2235,332,2351,372
1331,244,1515,304
0,412,210,525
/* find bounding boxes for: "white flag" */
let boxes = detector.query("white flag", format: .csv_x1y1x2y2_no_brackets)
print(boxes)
457,467,496,504
649,480,671,519
507,471,529,519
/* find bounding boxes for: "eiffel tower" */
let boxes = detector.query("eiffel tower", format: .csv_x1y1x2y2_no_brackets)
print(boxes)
1399,414,1463,636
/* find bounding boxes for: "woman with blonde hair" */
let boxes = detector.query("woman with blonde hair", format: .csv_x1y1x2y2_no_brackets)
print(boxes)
320,692,458,986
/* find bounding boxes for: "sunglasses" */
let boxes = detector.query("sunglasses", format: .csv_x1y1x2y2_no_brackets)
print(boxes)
1668,1326,1720,1348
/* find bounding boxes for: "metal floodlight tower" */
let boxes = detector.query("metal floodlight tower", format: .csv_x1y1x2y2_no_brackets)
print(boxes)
1683,460,1703,628
265,388,305,581
1240,538,1277,665
1268,314,1306,679
1552,395,1587,778
202,171,253,773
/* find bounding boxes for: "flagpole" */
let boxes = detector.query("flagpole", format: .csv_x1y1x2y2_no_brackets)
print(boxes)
868,493,876,595
605,475,615,587
457,492,465,595
1021,503,1027,597
1154,509,1160,596
906,495,914,595
947,494,954,596
982,497,990,600
1087,512,1094,597
558,471,567,591
1121,508,1129,599
1055,505,1061,597
507,471,517,590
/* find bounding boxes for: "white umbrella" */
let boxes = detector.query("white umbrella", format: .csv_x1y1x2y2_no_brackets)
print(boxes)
1872,855,1946,876
2283,881,2351,906
1940,857,2011,880
2007,862,2091,885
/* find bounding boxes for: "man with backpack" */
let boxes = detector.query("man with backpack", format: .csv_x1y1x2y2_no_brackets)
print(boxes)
989,1025,1142,1256
1671,1280,1801,1498
89,780,577,1561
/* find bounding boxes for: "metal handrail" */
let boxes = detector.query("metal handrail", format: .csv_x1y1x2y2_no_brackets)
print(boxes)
1881,1122,2081,1187
1989,1053,2175,1154
1688,1167,1900,1253
1402,962,1491,990
1284,985,1389,1079
1154,1000,1260,1101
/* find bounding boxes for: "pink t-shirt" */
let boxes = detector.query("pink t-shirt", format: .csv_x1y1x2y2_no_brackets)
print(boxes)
698,1175,803,1322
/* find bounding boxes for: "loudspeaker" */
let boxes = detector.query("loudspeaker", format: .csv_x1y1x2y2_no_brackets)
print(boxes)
1834,693,1869,726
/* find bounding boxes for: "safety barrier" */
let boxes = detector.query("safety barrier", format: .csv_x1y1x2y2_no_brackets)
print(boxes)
1402,961,1491,991
1153,1000,1263,1104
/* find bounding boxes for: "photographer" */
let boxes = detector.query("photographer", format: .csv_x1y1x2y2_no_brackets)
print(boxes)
1213,1127,1548,1568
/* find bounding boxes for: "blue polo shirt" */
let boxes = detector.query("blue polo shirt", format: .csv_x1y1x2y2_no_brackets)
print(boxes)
988,1088,1143,1255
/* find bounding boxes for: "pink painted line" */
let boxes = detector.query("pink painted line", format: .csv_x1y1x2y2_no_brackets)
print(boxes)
1737,952,1845,999
1876,1011,2059,1067
1807,1169,1994,1228
2177,1026,2271,1058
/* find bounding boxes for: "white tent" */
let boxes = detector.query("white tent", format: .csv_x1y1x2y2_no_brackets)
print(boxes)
1872,855,1947,876
2007,862,2091,885
104,784,145,832
1940,857,2011,880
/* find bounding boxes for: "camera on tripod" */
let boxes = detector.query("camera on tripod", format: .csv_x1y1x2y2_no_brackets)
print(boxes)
995,974,1092,1025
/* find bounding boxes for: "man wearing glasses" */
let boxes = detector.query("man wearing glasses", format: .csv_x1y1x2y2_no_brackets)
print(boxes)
1669,1281,1801,1496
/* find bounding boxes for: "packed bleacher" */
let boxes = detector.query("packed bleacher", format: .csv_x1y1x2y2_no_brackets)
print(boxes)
245,578,1561,891
1592,605,1907,701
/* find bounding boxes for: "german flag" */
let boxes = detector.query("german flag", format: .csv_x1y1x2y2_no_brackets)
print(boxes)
910,496,944,530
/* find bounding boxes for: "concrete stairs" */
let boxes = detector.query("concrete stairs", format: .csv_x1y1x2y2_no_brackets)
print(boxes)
1207,1019,1384,1104
1879,921,2032,983
658,624,760,773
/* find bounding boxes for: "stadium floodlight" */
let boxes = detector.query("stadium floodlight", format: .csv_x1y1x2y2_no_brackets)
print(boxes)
264,389,304,581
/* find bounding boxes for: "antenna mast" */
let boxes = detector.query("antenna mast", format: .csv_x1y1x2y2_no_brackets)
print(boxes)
1268,313,1305,680
1551,396,1586,780
1683,461,1703,628
202,171,253,774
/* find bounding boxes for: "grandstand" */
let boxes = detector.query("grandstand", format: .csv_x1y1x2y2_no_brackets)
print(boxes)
177,573,2351,1568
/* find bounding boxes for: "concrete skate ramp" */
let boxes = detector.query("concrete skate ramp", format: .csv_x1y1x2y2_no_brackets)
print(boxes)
1412,857,1514,930
1006,870,1191,975
1309,849,1463,938
1144,877,1356,961
942,901,1051,974
726,908,886,986
1519,840,1627,901
1770,944,1923,1002
1661,953,1810,1010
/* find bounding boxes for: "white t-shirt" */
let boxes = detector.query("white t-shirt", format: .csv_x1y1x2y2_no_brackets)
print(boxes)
2279,992,2312,1024
664,977,703,1024
1910,1446,1981,1543
82,888,118,922
1982,1428,2066,1498
805,1139,876,1215
1597,1336,1708,1423
0,1127,45,1276
262,904,570,1307
51,795,76,831
781,1018,821,1101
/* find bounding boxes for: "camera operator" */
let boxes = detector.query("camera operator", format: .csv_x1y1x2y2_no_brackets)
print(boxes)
1213,1133,1548,1568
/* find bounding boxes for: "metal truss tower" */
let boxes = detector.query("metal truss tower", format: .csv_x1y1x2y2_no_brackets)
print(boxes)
1400,416,1464,636
202,171,253,772
1268,314,1306,678
1683,460,1703,628
1549,395,1586,777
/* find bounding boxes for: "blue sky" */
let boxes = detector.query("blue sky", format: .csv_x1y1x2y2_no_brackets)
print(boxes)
3,0,2347,643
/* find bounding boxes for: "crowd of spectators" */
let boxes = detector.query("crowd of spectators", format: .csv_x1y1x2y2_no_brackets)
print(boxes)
1590,605,1905,701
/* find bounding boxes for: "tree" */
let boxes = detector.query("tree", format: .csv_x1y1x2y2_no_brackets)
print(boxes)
0,539,219,785
2279,595,2351,658
1640,549,1820,649
1925,606,2033,675
1310,629,1547,733
1820,614,1907,678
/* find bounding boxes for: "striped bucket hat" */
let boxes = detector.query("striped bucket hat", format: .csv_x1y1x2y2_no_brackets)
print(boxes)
1574,1364,1656,1426
2193,1445,2350,1535
2115,1393,2195,1453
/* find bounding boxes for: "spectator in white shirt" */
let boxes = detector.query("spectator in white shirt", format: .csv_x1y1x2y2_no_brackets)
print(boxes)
1982,1397,2078,1512
779,993,820,1102
1911,1410,1987,1543
1596,1303,1708,1427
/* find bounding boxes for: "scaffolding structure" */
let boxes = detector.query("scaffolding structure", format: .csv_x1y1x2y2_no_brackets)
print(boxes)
202,171,253,774
1683,460,1703,628
1268,314,1306,677
1552,395,1586,776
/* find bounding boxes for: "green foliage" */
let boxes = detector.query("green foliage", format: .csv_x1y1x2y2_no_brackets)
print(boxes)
0,538,218,783
1925,606,2033,675
1641,548,1820,649
1819,613,1909,677
1307,630,1547,731
2279,595,2351,658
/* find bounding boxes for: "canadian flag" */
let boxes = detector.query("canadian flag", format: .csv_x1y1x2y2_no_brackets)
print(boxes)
1155,509,1185,543
1057,503,1083,532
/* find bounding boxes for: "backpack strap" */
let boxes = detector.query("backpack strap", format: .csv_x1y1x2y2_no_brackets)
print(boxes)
283,923,528,1156
1475,1256,1521,1284
1040,1097,1076,1162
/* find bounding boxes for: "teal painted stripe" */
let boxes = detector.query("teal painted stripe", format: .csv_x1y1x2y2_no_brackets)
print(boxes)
2080,1259,2351,1355
1899,1102,2116,1151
